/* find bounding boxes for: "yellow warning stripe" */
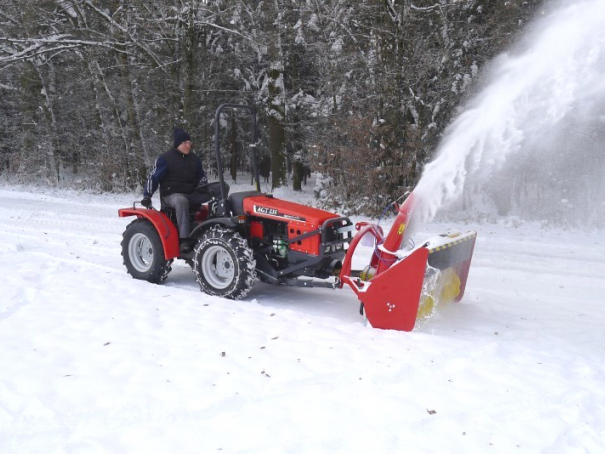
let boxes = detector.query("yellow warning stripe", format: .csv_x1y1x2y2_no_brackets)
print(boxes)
428,232,476,254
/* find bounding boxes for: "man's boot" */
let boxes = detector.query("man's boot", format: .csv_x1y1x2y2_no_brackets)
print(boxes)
179,237,194,253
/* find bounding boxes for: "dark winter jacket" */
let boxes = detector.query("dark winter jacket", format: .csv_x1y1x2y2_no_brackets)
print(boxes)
144,148,207,198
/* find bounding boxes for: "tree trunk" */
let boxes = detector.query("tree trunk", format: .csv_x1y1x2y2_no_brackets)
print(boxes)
118,50,145,188
95,60,130,188
35,64,60,183
183,2,196,129
86,58,112,178
266,0,287,189
268,104,286,189
292,161,304,191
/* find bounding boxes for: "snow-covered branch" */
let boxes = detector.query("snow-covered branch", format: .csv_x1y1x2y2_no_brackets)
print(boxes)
82,0,168,72
410,3,459,13
0,35,128,68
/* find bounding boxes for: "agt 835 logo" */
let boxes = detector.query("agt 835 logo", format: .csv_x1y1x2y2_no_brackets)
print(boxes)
253,205,306,221
254,205,278,216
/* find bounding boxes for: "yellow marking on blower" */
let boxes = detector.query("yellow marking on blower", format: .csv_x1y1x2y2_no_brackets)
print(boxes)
428,233,474,254
398,223,406,235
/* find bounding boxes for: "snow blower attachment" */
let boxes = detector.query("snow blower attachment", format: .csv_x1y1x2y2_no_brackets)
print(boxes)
340,192,477,331
118,104,477,332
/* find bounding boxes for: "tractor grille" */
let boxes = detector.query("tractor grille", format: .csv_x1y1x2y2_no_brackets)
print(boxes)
323,218,354,247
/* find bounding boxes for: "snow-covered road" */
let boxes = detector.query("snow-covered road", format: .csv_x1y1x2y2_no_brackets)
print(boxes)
1,186,604,453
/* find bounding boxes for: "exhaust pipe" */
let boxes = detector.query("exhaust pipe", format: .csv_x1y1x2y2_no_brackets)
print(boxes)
327,259,342,276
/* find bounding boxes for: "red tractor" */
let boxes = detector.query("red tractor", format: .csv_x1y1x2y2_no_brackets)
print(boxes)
119,104,477,331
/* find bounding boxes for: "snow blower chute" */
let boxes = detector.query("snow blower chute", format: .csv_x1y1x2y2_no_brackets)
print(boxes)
119,104,476,332
340,192,477,331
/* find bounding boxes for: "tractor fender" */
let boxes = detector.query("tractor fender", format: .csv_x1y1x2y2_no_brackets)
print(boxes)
118,208,180,260
190,218,238,238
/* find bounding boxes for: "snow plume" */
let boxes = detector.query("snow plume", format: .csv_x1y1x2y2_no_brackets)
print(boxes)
415,0,605,227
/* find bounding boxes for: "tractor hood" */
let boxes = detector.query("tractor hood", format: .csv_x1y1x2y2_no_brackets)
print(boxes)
243,195,339,227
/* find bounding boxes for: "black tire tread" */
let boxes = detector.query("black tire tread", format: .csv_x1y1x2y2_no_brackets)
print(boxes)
193,225,256,299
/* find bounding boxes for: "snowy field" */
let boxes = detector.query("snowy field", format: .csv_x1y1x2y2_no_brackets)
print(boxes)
1,183,604,453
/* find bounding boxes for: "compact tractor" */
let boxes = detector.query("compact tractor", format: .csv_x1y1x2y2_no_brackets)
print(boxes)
119,105,477,331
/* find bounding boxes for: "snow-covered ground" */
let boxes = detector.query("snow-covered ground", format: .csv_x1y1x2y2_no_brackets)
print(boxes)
1,183,604,453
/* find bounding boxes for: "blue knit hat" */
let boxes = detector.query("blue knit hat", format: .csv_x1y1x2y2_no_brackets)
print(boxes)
173,128,191,148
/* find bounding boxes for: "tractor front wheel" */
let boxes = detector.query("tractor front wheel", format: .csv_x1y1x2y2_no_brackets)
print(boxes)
121,219,172,283
193,226,256,299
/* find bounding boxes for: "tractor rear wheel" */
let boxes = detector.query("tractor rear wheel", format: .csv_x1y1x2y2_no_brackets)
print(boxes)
193,225,256,299
121,219,172,283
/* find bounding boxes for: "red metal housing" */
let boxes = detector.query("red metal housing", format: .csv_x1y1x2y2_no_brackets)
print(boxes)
118,208,180,260
243,195,340,255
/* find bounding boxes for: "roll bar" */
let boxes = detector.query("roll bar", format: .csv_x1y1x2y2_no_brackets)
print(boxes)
214,104,261,201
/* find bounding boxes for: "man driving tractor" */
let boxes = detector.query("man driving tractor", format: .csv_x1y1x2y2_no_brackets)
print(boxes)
141,128,213,252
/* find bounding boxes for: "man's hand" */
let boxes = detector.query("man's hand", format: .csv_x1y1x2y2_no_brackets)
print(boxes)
141,196,152,208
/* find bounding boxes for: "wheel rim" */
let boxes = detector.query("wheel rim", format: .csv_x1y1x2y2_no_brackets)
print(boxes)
129,233,154,272
201,245,235,289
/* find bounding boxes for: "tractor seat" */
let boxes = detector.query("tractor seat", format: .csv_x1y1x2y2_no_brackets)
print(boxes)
160,201,206,225
160,202,202,215
228,191,263,216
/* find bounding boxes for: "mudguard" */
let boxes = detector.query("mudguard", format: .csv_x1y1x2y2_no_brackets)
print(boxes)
190,218,238,238
118,208,180,260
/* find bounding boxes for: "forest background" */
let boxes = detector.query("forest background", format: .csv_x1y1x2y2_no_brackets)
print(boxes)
1,0,547,216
